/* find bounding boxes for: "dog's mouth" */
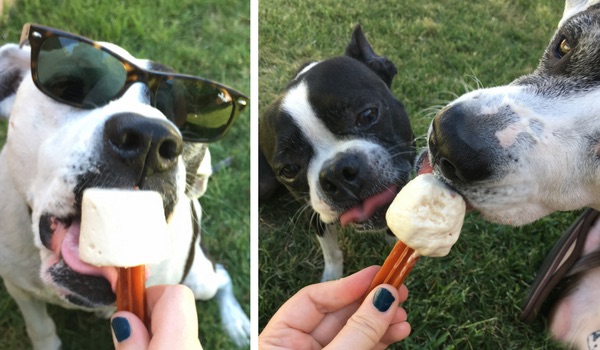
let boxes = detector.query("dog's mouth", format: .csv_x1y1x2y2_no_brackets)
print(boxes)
41,215,119,290
37,193,170,307
339,185,400,227
38,213,118,306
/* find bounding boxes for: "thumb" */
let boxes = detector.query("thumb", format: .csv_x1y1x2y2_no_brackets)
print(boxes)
110,311,150,350
326,285,399,350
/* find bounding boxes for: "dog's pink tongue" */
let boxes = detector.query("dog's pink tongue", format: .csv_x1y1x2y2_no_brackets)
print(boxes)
61,220,118,293
339,186,398,226
418,156,433,175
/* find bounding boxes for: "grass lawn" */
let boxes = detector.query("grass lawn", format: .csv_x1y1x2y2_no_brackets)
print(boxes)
0,0,249,349
259,0,575,349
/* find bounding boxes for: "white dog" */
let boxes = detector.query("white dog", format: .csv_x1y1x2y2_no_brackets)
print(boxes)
0,24,249,349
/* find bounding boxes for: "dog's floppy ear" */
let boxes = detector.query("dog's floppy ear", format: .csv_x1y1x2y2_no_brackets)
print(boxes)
0,44,30,119
259,104,285,202
560,0,600,27
182,143,212,199
344,24,397,88
259,146,283,202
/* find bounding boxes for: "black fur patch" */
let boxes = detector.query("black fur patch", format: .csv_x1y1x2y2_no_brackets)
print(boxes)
0,68,23,102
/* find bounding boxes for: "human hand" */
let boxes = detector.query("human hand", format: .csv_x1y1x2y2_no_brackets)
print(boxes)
110,284,203,350
259,266,411,350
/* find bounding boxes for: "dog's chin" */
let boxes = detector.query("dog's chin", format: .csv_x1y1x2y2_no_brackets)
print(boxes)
42,259,116,308
38,214,119,307
346,209,389,232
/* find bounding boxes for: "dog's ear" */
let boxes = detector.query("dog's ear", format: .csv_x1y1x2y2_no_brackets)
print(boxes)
344,25,397,88
259,105,285,202
182,143,212,199
560,0,600,27
0,44,30,119
259,146,282,202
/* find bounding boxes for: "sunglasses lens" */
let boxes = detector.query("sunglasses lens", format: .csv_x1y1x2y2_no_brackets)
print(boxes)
37,37,126,107
155,79,236,142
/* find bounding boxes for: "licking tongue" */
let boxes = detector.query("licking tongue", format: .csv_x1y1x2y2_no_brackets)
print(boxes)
339,152,435,227
339,185,399,226
60,219,119,292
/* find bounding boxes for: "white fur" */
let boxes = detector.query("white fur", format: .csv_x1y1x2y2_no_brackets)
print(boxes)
560,0,600,26
294,61,320,80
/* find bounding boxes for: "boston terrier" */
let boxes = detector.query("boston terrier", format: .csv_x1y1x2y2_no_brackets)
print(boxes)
260,25,415,281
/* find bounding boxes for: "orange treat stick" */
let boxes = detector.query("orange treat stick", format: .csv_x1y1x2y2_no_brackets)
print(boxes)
116,265,146,326
367,240,420,294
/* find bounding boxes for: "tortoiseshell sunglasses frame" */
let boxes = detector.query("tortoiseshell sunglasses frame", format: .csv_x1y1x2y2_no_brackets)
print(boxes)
19,23,249,143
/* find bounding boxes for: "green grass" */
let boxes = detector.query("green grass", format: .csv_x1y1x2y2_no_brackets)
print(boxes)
0,0,249,349
259,0,574,349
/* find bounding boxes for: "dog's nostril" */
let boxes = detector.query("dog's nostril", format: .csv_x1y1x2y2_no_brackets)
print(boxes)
439,158,462,182
322,179,337,193
111,131,143,152
158,139,179,161
121,133,142,150
342,166,358,181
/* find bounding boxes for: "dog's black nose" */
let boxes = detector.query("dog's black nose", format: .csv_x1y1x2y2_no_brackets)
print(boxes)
104,113,183,176
429,104,492,183
319,153,364,202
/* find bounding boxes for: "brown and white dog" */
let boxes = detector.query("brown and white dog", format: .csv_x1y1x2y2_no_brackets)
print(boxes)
0,36,249,348
426,0,600,348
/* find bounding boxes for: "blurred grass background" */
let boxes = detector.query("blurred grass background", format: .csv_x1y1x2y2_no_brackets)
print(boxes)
0,0,249,349
259,0,577,349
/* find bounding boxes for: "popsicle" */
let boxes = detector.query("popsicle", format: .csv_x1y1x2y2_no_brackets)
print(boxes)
368,174,466,292
79,188,170,324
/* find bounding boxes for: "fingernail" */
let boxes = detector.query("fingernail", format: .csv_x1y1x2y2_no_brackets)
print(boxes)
111,317,131,342
373,287,395,312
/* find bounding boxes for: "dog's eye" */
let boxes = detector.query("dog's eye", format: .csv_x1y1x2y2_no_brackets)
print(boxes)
357,107,379,127
557,38,571,58
279,164,300,180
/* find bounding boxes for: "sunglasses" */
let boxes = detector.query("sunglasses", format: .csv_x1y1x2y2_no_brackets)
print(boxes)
19,23,249,143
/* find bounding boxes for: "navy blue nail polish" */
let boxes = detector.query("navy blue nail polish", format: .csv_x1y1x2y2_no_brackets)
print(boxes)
373,288,395,312
111,317,131,342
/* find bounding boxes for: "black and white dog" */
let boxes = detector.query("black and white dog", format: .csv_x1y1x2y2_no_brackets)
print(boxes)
0,34,249,348
425,0,600,348
260,26,415,281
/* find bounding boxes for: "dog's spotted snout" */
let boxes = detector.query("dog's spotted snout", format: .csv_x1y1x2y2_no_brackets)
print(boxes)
104,113,183,176
429,104,492,183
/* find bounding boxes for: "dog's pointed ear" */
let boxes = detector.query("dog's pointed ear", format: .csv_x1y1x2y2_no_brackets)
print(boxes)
0,44,30,119
560,0,600,27
344,25,397,88
184,145,213,199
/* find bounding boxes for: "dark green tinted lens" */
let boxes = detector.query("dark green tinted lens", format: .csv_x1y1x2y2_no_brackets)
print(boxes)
37,37,127,108
155,79,235,142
